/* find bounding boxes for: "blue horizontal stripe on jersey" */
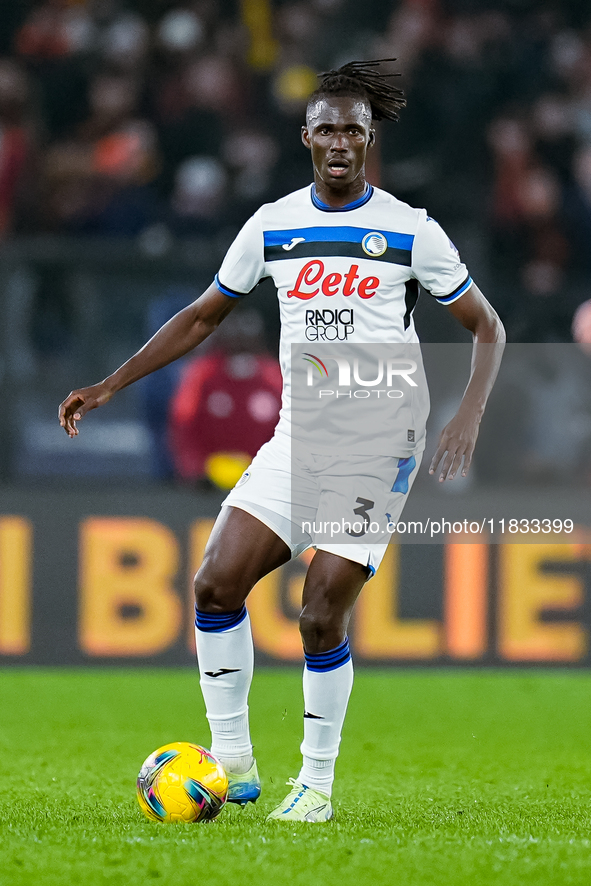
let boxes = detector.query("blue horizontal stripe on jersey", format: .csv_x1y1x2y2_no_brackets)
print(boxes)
195,604,247,632
263,228,414,266
435,274,473,304
263,227,414,250
304,637,351,672
264,241,412,266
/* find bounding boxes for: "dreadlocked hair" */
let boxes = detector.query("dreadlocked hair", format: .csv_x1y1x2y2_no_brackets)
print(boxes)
309,58,406,122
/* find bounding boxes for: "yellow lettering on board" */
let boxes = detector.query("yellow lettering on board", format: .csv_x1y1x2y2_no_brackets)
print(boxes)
444,543,489,659
498,543,587,661
79,518,182,656
0,517,32,654
355,545,441,659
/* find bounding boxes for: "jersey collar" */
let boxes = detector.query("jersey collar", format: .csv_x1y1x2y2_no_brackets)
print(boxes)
311,183,373,212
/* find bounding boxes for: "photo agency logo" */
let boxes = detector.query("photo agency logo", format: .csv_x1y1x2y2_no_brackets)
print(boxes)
302,352,418,399
290,343,429,540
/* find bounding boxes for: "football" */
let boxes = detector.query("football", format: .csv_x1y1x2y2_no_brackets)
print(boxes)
136,742,228,823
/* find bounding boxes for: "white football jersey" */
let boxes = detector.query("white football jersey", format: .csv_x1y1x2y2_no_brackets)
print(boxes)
215,184,472,455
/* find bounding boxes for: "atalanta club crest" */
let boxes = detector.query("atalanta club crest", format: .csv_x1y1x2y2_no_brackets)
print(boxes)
361,232,388,257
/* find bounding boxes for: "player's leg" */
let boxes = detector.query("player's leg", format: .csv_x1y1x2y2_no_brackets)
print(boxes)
194,505,290,801
195,504,291,611
268,453,422,820
267,551,368,821
299,551,368,792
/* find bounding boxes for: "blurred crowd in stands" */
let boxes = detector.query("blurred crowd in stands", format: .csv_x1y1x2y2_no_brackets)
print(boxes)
2,0,591,341
1,0,591,483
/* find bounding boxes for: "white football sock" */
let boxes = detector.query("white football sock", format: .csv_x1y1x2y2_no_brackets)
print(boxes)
194,605,254,773
298,638,354,797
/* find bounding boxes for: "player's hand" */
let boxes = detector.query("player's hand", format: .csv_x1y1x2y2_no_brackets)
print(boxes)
58,383,113,437
429,411,480,482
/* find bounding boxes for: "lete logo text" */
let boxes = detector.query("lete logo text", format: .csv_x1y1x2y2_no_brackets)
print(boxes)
288,260,380,300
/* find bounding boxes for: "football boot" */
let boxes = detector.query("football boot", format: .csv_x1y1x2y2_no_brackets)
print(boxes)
266,778,332,822
225,759,261,805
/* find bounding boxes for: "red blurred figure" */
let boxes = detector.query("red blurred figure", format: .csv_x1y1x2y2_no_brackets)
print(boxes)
16,0,94,60
168,311,281,482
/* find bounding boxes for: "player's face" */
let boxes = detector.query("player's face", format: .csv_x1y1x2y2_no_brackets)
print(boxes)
302,97,375,195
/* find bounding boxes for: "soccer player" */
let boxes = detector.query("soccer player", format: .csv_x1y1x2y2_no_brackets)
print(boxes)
59,60,505,822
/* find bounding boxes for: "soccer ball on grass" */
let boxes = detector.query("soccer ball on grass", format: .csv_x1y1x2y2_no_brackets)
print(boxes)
136,742,228,823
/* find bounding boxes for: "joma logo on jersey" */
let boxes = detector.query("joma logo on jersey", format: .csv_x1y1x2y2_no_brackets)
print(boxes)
288,260,379,300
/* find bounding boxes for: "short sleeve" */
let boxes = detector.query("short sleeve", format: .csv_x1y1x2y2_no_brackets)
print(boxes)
215,211,265,298
411,210,473,304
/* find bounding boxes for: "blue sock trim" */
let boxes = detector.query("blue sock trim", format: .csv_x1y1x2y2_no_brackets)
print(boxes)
195,604,247,633
304,637,351,673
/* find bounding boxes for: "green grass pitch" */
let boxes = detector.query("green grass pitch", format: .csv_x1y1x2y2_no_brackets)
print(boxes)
1,669,591,886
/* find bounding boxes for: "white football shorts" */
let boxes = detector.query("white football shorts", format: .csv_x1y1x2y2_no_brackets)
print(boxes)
222,431,421,576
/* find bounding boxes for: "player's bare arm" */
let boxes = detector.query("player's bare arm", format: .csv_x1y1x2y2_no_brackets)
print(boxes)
58,283,238,437
429,283,506,481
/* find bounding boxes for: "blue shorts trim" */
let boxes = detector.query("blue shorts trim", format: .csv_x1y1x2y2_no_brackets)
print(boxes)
392,456,417,494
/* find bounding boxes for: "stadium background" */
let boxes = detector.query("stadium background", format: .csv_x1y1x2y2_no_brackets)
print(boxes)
1,0,591,667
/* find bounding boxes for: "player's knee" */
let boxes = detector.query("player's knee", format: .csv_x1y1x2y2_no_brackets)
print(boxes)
193,562,249,613
299,609,343,652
